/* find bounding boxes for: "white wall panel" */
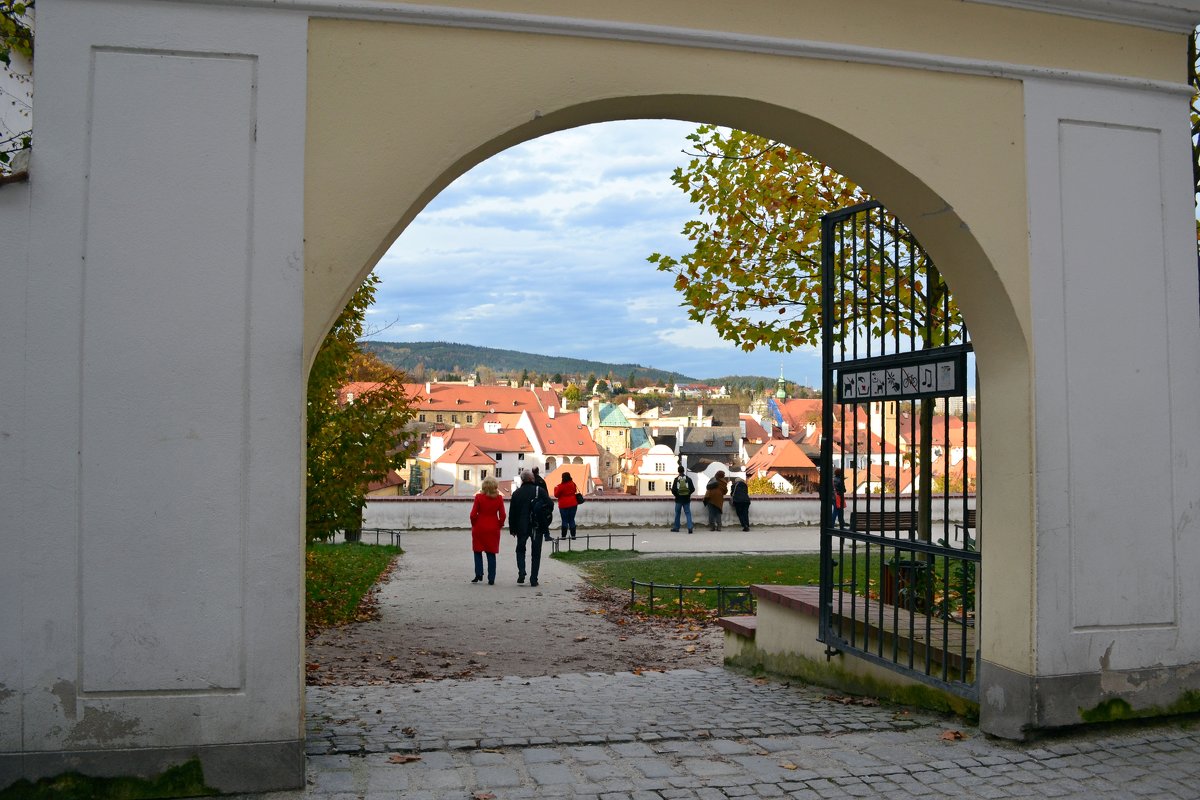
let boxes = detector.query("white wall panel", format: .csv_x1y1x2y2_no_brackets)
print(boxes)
78,50,255,691
0,183,30,749
1059,121,1175,629
1027,79,1200,674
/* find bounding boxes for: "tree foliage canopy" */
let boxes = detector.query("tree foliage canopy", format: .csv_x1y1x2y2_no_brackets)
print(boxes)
307,275,418,541
648,125,868,353
0,1,33,172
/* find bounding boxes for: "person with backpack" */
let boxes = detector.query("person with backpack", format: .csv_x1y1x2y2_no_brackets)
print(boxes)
669,466,695,534
508,470,546,586
730,476,752,531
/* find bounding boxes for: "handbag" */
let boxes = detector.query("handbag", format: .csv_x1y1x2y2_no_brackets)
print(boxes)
575,492,585,505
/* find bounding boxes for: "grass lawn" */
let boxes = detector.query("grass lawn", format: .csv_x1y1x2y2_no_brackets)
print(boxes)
555,550,824,588
553,550,827,616
305,542,401,630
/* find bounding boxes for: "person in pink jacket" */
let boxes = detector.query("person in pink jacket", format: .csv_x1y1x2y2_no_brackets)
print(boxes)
553,471,579,540
469,476,506,585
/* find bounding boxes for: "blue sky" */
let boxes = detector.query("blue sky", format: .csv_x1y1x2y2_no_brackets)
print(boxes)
365,120,823,386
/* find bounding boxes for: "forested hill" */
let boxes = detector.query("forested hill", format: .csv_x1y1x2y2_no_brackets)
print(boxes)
361,341,697,384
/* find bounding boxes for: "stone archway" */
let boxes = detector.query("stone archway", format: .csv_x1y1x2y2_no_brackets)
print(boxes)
303,13,1037,728
4,0,1198,792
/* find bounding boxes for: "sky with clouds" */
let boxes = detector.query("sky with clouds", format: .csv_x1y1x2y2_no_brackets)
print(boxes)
365,119,823,386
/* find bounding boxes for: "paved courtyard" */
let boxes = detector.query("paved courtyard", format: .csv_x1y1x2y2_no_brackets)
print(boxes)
234,528,1200,798
228,666,1200,799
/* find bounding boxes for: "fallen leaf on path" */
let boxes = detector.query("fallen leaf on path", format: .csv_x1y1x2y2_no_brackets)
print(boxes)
401,727,416,736
780,761,798,770
388,754,422,763
941,730,967,741
472,791,496,799
574,635,589,642
684,645,696,653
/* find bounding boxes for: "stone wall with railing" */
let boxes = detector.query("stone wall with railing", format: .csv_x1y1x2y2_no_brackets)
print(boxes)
364,494,975,530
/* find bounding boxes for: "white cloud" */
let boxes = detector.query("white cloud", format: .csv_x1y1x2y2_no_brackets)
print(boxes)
367,119,821,384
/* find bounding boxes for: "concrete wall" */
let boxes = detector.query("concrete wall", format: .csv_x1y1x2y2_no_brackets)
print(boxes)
365,495,975,531
0,0,310,791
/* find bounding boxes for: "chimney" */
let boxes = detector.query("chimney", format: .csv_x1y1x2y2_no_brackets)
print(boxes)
430,434,446,460
696,403,704,424
548,406,556,419
579,407,587,425
467,375,476,387
781,422,790,438
425,382,431,394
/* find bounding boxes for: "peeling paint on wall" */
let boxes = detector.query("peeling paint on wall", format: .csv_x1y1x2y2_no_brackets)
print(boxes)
50,680,77,720
64,706,143,746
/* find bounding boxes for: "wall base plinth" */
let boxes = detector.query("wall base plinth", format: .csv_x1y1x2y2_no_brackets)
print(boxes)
0,739,304,796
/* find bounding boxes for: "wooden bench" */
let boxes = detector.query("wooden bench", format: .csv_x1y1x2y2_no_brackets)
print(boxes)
953,509,977,548
849,509,976,545
848,510,918,536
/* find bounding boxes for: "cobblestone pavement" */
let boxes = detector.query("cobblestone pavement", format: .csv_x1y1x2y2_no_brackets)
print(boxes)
233,666,1200,799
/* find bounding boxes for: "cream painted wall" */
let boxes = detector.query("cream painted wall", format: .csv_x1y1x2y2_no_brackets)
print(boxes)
329,0,1183,83
303,16,1037,675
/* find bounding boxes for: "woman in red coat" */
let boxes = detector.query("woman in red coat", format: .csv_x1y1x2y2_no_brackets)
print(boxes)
553,471,579,540
469,476,506,585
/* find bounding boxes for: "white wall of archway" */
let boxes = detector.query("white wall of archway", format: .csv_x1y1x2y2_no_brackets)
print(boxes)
2,0,1198,790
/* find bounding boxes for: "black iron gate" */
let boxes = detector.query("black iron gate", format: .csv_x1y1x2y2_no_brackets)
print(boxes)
819,201,980,700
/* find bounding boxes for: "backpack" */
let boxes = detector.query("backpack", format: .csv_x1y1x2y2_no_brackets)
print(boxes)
673,475,692,497
531,486,554,526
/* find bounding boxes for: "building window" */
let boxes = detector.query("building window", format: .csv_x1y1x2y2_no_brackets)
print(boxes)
518,453,525,460
495,468,502,478
463,469,471,480
649,481,657,492
466,415,474,423
654,462,665,472
418,414,426,422
436,414,443,423
495,453,503,460
481,470,488,480
451,414,459,423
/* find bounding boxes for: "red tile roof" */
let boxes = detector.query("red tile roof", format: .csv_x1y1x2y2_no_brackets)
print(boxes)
740,414,769,443
745,439,818,474
524,410,599,457
403,383,552,417
442,426,533,453
434,441,495,466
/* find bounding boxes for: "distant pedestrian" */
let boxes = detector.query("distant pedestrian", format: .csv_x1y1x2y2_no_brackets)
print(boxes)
553,471,579,539
703,470,728,531
669,466,695,534
531,466,547,489
469,475,506,585
730,477,752,531
508,471,545,586
832,467,847,529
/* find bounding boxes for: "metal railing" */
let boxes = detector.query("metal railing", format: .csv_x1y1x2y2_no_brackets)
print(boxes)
549,532,637,553
342,528,404,547
629,580,755,617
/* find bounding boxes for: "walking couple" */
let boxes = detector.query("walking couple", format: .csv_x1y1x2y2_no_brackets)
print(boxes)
467,469,558,587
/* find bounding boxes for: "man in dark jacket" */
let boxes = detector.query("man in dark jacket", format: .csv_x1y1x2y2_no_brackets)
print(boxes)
509,470,546,586
730,477,752,531
669,466,695,534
